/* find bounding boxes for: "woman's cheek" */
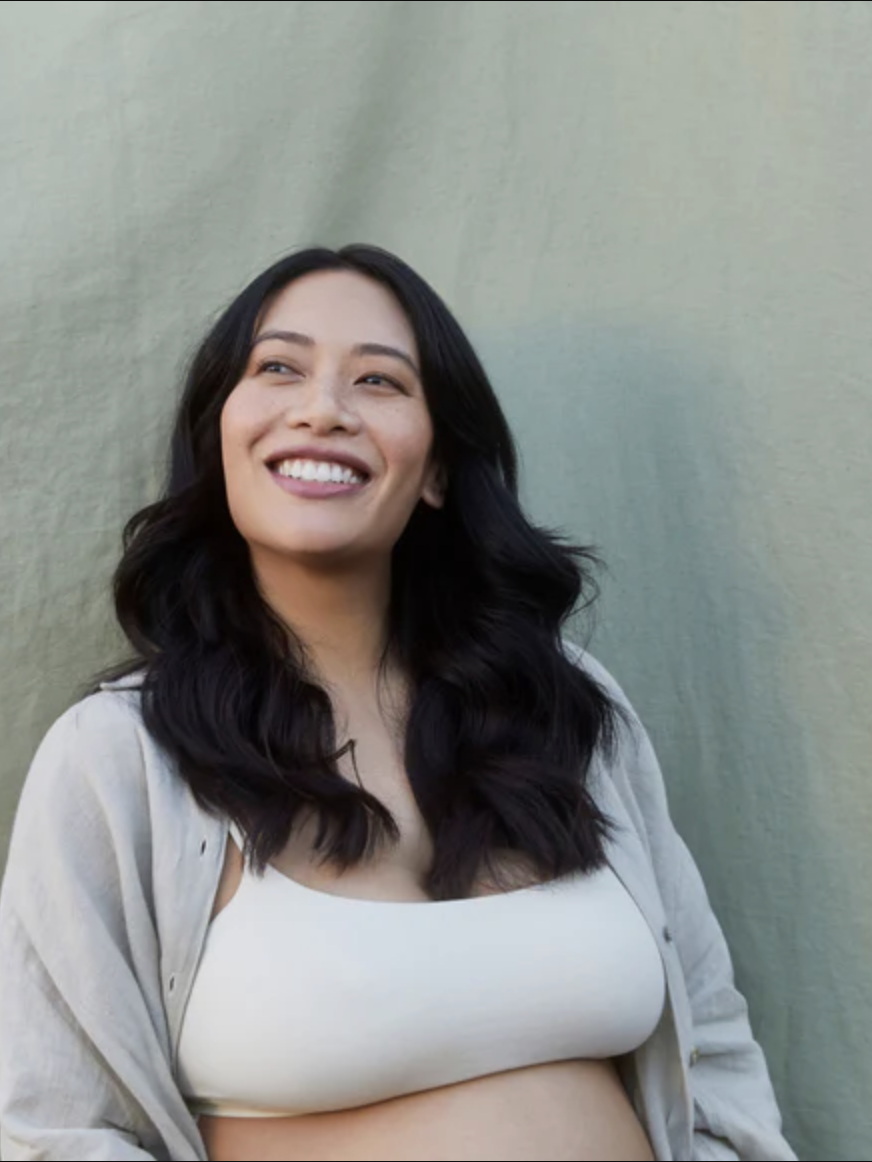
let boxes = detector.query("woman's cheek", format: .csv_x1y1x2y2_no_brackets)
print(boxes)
222,387,278,467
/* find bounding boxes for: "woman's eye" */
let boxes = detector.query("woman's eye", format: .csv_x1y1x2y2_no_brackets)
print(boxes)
360,373,405,392
256,359,299,376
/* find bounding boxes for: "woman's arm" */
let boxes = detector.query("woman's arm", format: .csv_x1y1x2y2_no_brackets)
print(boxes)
0,698,203,1161
0,907,160,1161
567,642,797,1162
659,814,794,1161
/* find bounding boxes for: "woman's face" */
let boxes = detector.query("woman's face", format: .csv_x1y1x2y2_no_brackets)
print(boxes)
220,269,443,572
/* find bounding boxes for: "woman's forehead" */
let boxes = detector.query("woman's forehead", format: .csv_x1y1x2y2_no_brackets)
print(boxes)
257,270,417,357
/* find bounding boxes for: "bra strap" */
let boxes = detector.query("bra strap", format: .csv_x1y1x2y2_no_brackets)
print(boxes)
227,818,247,853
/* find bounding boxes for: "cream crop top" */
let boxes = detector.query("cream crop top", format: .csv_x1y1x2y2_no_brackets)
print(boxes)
177,825,665,1119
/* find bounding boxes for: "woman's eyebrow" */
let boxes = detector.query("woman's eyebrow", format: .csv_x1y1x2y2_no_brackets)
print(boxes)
252,329,314,349
252,330,420,379
353,342,420,379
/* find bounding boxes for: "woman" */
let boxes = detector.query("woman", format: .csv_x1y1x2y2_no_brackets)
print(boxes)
0,245,795,1162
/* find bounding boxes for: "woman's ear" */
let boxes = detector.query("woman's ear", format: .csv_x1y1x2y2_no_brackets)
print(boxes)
421,461,447,509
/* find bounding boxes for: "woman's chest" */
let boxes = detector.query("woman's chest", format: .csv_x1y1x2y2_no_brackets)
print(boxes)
271,710,439,901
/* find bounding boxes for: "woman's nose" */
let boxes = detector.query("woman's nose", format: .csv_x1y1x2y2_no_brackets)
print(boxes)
284,375,362,434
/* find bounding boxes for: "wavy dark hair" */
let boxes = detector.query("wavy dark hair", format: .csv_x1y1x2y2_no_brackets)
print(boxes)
103,244,631,900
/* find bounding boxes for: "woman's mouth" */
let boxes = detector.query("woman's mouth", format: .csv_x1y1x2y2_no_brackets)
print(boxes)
267,457,370,499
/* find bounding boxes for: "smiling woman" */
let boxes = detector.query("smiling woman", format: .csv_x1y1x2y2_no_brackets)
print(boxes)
219,269,444,580
0,245,796,1162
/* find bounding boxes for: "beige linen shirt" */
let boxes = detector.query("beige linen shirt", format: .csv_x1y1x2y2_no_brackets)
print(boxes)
0,643,796,1161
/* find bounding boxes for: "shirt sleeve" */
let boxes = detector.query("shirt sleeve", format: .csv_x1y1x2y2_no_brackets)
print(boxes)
663,816,795,1161
0,697,202,1161
569,644,797,1162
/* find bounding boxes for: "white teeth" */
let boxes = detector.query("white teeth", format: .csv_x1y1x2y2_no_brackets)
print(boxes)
275,459,365,485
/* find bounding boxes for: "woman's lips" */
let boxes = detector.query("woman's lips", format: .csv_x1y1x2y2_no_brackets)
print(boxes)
268,468,370,499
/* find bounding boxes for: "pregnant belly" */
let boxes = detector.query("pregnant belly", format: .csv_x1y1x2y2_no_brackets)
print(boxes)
198,1059,655,1162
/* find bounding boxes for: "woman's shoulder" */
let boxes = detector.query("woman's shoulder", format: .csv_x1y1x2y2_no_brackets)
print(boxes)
560,636,673,829
15,672,172,836
560,635,641,731
4,673,208,919
40,671,146,759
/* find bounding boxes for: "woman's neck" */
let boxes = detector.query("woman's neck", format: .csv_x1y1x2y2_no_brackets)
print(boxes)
251,549,394,695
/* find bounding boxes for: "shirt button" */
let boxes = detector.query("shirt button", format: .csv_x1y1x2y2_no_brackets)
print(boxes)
168,975,177,994
663,926,674,944
689,1047,701,1067
200,839,208,856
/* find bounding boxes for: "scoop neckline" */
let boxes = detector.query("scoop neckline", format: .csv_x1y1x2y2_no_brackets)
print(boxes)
257,855,588,906
226,821,592,906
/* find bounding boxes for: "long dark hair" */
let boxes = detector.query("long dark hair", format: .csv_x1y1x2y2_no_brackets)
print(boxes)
105,244,630,900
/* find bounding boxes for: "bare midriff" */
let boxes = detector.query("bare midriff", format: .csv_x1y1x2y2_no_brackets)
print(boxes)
198,1058,654,1162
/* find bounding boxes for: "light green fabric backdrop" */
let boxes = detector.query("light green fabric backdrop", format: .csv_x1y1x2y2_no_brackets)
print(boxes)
1,3,870,1159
